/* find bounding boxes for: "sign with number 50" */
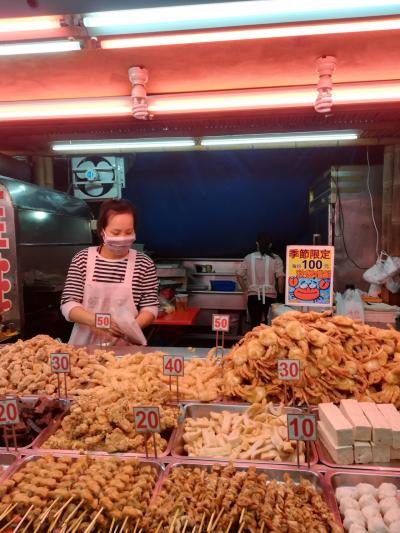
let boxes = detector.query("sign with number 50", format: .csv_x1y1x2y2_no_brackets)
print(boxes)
95,313,111,329
212,314,230,332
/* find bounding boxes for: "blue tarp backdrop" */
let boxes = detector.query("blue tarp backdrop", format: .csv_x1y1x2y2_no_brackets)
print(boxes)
124,146,382,258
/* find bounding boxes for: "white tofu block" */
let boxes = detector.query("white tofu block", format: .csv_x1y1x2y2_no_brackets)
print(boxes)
376,404,400,449
354,441,373,464
340,399,372,441
390,447,400,460
371,442,390,463
360,403,392,445
319,402,353,446
318,421,354,464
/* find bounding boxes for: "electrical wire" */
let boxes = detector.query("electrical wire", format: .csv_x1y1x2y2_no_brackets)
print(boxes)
366,146,380,259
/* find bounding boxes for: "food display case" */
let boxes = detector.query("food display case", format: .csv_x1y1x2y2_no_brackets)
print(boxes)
0,176,92,340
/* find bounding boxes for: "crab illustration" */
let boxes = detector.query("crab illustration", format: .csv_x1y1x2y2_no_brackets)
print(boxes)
288,277,330,303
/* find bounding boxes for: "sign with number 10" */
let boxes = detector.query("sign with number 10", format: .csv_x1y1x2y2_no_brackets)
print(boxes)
287,414,317,441
212,314,230,332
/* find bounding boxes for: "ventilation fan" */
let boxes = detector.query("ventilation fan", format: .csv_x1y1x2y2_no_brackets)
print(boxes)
71,156,125,201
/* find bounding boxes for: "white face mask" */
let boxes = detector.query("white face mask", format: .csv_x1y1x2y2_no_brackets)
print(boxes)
103,232,136,256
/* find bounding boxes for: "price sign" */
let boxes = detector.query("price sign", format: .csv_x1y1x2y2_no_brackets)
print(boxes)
95,313,111,329
287,414,317,441
212,314,230,332
50,353,71,373
163,355,184,377
277,359,300,381
0,399,20,426
134,407,160,433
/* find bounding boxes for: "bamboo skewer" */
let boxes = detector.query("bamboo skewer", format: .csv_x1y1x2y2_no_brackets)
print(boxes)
33,496,60,533
113,524,121,533
133,517,140,533
21,517,33,533
155,521,164,533
210,508,224,531
169,508,180,533
69,511,87,533
224,519,232,533
182,519,189,533
48,495,74,532
0,516,17,532
109,517,115,533
83,506,104,533
239,509,246,523
238,521,245,533
199,512,206,533
0,503,16,522
14,504,34,533
260,521,265,533
120,515,129,532
206,511,215,532
60,499,84,532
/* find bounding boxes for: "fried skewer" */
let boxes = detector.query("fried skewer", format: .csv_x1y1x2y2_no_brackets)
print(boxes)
14,505,34,533
33,496,60,533
60,499,84,532
83,506,104,533
47,495,74,532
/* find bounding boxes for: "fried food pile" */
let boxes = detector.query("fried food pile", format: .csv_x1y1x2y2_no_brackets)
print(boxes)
0,335,111,396
95,352,223,402
182,403,305,463
0,455,159,531
223,311,400,406
42,387,179,454
144,463,341,532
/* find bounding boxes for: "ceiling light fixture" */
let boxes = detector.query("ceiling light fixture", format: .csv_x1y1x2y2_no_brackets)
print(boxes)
52,138,196,153
0,16,61,33
201,131,359,147
0,40,81,56
1,80,399,121
100,17,400,49
84,0,400,35
314,56,337,114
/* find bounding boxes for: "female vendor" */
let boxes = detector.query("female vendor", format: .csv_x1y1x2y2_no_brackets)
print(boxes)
61,199,158,345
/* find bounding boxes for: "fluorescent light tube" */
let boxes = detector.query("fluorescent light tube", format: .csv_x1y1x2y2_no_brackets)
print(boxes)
201,131,359,146
0,16,61,33
52,138,196,152
0,40,81,56
101,17,400,49
84,0,400,35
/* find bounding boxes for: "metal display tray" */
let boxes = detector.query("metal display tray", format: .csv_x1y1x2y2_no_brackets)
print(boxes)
30,413,177,459
0,452,19,482
172,403,317,466
0,396,70,452
316,440,400,471
151,461,341,527
325,468,400,531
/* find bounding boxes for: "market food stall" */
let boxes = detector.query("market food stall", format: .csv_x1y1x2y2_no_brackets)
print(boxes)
0,306,398,531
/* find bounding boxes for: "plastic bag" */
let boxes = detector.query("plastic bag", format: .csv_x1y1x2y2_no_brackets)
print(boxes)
386,275,400,294
335,288,365,322
368,283,382,297
383,256,400,277
363,260,389,284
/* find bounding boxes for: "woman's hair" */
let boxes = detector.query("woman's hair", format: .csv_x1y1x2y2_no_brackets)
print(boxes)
97,199,136,239
257,232,273,257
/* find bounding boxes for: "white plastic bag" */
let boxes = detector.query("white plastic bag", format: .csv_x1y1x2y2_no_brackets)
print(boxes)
368,283,382,297
363,260,389,284
386,275,400,294
383,256,400,277
335,289,365,322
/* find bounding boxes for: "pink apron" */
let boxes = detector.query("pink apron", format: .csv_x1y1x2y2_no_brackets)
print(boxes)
69,246,147,346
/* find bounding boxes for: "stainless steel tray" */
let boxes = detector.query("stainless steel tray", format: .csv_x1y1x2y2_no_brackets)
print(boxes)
151,461,341,528
172,402,317,466
31,411,176,459
0,452,19,482
325,468,400,531
0,396,70,452
317,439,400,471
